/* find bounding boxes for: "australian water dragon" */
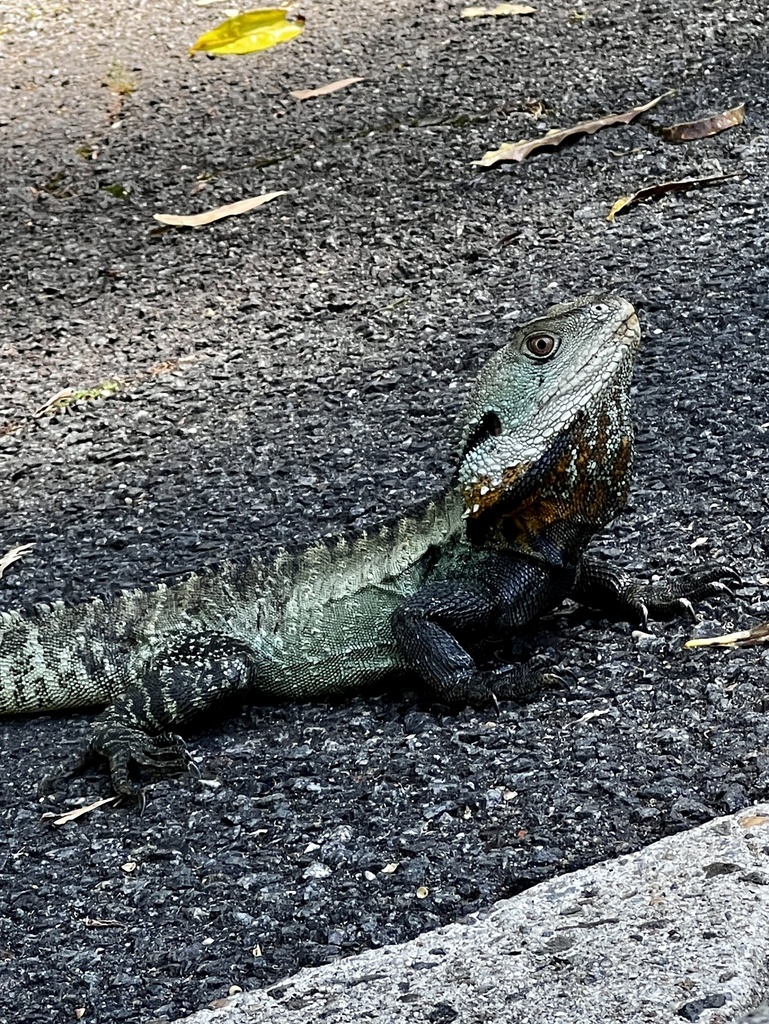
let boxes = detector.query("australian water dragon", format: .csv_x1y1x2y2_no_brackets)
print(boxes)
0,295,731,796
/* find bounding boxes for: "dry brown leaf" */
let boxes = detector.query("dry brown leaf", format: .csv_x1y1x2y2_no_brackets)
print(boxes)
290,76,365,101
44,796,118,825
740,814,769,829
607,172,739,222
0,542,34,578
461,3,536,17
685,619,769,649
153,190,288,227
34,388,76,416
662,103,745,142
473,90,672,167
567,708,611,727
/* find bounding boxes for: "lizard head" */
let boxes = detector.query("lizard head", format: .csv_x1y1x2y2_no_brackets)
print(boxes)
458,294,641,545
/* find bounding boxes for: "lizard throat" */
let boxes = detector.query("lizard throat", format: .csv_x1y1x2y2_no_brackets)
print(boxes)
461,403,634,554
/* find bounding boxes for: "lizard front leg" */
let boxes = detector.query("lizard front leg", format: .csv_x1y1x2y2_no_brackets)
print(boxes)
573,557,737,627
392,555,574,708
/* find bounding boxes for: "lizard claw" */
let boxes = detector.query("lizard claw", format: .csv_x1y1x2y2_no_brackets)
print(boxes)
706,580,736,597
677,597,696,621
539,671,571,692
638,601,650,631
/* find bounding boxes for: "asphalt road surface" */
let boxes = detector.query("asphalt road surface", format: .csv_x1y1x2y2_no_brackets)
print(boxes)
0,1,767,1021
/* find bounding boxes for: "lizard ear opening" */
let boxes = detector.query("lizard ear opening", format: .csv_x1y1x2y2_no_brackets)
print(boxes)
461,411,502,459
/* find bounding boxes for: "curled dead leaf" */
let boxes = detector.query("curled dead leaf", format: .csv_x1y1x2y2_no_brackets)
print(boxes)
290,76,365,101
607,172,740,222
567,708,611,727
191,9,304,56
685,619,769,649
154,190,289,227
0,543,34,578
45,796,118,825
473,90,673,167
662,103,745,142
461,3,536,17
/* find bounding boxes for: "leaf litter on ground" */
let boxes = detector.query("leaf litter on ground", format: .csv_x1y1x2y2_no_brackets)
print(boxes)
191,9,304,55
154,190,289,227
0,544,35,579
43,797,119,826
461,4,536,18
686,621,769,648
290,76,365,100
473,90,673,167
606,172,740,222
662,102,746,142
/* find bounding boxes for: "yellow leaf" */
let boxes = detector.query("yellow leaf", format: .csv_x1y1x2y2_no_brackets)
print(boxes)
153,190,289,227
0,543,34,578
608,173,740,223
606,195,634,222
191,9,304,56
662,103,746,142
47,796,118,825
685,617,769,648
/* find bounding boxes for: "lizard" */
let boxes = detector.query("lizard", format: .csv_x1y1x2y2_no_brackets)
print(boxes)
0,294,731,797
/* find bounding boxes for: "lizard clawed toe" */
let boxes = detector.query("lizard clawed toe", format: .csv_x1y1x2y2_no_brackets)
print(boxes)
706,580,736,597
638,601,650,631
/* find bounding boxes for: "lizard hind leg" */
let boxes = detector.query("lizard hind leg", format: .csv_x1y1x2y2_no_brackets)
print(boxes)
44,632,259,799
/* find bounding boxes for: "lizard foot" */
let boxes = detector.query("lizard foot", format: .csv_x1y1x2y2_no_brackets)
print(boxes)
89,722,191,798
575,558,739,629
627,566,740,626
462,663,566,708
40,724,192,801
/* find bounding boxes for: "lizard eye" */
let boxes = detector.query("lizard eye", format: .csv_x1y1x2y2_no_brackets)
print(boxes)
525,333,558,359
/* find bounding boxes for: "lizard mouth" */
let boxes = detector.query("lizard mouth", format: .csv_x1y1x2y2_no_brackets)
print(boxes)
622,310,639,335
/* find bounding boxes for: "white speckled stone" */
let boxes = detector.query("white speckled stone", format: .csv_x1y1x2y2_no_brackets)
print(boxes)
180,807,769,1024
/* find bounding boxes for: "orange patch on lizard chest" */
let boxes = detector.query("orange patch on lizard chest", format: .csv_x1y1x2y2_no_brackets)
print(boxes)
461,429,633,535
461,463,531,517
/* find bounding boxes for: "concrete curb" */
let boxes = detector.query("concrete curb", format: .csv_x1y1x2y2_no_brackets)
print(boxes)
180,806,769,1024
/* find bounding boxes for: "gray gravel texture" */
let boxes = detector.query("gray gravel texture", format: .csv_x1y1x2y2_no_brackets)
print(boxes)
0,1,768,1022
180,805,769,1024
